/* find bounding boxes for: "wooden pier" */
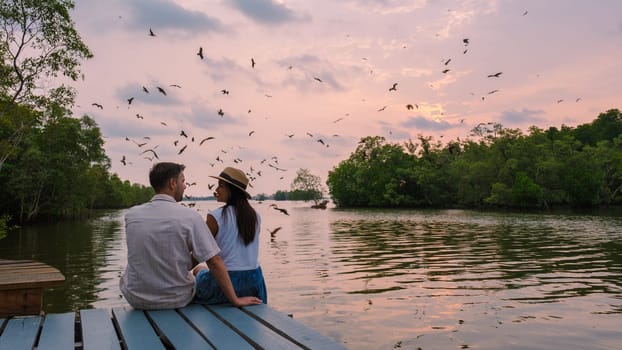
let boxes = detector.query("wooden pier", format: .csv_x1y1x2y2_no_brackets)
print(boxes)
0,303,347,349
0,259,346,349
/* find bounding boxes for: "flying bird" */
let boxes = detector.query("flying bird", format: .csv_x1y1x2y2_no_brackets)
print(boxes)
127,97,134,104
141,149,159,159
169,84,182,88
389,83,397,91
251,58,256,68
149,28,156,37
217,109,224,117
248,131,255,136
444,58,451,65
378,105,387,112
268,227,282,237
442,69,450,74
121,155,126,166
286,134,294,138
406,104,414,110
157,86,167,95
142,86,149,93
197,47,204,59
270,205,289,216
180,130,188,138
487,72,503,78
178,145,188,155
199,137,214,145
313,77,323,83
91,102,103,109
135,113,143,119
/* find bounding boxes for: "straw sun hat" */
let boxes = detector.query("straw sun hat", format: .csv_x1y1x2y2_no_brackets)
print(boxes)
209,167,251,199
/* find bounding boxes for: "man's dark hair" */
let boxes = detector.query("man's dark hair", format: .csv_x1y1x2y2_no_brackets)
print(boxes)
149,162,185,191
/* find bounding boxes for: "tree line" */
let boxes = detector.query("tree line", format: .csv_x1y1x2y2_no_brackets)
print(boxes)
327,109,622,209
0,0,152,230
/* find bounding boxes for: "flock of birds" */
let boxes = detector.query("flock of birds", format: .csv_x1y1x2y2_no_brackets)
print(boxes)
88,10,584,230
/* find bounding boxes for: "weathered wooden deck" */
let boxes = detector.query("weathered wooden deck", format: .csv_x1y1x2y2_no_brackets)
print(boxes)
0,303,347,349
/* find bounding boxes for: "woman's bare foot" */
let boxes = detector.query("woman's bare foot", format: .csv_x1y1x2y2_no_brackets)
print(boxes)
192,263,208,276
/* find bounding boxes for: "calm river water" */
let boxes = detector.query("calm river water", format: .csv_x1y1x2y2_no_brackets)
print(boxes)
1,201,621,349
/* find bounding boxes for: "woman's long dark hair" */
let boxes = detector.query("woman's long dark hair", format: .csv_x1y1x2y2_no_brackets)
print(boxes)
222,183,258,245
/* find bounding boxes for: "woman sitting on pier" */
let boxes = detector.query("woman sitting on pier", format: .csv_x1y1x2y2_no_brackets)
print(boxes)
193,167,267,304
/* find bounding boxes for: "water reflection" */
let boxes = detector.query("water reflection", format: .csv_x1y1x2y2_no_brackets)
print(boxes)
0,204,620,349
0,210,124,312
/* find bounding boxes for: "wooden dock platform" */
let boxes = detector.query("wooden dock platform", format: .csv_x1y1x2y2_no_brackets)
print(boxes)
0,303,347,349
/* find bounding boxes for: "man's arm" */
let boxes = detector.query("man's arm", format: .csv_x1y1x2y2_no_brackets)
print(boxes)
205,254,262,306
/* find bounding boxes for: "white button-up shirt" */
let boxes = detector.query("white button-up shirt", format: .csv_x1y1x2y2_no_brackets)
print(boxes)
120,194,220,309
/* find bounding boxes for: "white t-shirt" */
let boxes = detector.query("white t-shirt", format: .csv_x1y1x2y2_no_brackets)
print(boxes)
209,205,261,271
120,194,220,309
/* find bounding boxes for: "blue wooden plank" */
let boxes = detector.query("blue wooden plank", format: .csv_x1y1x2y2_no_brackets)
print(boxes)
206,304,301,350
178,304,254,350
38,312,75,350
112,308,165,350
80,309,121,350
146,309,214,349
0,316,42,350
243,304,348,350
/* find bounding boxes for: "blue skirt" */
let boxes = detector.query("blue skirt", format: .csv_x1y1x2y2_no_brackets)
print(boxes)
194,266,267,304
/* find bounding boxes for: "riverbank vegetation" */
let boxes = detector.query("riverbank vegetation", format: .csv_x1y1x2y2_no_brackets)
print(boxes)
0,0,152,228
327,109,622,209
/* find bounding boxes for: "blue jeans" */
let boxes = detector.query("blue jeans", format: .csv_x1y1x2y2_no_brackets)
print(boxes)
194,266,267,304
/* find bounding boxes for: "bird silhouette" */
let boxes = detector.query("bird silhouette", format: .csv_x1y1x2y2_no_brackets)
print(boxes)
160,121,167,126
251,58,256,68
286,134,294,138
442,69,450,74
197,47,203,59
208,184,215,190
221,89,229,94
199,137,214,145
487,72,502,78
169,84,181,88
217,109,224,117
271,206,289,216
121,155,127,166
444,58,451,65
92,102,103,109
127,97,134,104
313,77,323,83
268,227,282,237
249,131,255,136
180,130,188,138
141,149,159,159
142,86,149,93
135,113,143,119
178,145,187,155
389,83,398,91
149,28,156,37
157,86,167,95
378,106,387,112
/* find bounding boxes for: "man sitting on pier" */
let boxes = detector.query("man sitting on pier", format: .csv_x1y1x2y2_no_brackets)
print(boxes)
120,162,262,309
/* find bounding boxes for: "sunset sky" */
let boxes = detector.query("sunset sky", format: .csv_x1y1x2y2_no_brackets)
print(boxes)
68,0,622,196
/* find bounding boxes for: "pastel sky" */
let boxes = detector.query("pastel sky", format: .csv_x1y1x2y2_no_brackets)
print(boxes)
68,0,622,196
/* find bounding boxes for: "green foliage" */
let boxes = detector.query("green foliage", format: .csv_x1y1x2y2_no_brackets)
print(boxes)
328,109,622,209
273,190,288,200
290,168,324,204
0,0,92,172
